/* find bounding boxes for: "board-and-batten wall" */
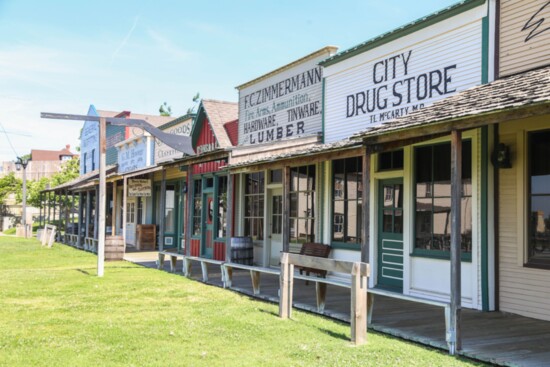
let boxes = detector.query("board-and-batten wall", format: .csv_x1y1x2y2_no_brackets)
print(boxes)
499,0,550,77
499,116,550,321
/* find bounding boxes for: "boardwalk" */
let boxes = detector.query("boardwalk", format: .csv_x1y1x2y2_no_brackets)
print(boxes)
125,251,550,367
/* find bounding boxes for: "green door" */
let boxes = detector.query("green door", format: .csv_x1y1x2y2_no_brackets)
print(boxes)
377,179,404,291
201,192,214,258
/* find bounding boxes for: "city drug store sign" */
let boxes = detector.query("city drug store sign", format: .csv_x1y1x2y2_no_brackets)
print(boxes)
237,49,334,146
323,12,483,143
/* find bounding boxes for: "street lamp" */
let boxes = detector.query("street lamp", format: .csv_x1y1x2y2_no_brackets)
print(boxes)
15,156,30,238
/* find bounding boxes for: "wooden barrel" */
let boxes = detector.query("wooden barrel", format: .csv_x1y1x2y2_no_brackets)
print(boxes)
105,235,125,261
230,237,253,265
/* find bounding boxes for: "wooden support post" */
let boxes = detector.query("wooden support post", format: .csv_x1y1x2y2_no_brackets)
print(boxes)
449,129,462,354
316,282,327,312
184,258,192,277
282,166,291,253
361,149,370,263
223,266,233,288
157,252,165,270
367,292,375,325
94,186,99,239
39,192,43,228
279,252,294,319
77,192,83,248
225,174,234,262
170,256,178,273
201,262,209,282
159,169,166,252
350,262,367,345
250,270,261,295
185,175,194,257
97,116,107,277
122,178,127,243
64,189,69,242
111,181,117,234
85,191,91,238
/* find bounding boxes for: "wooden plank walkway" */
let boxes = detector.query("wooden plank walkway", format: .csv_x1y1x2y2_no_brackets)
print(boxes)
124,251,550,367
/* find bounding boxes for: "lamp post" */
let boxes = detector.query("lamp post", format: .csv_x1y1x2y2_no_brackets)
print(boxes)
15,156,29,238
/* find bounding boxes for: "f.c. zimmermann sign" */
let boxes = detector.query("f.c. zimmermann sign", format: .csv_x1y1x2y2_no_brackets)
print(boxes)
238,49,334,146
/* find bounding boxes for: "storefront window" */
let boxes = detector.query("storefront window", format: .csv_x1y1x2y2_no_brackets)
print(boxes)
414,140,472,256
193,180,202,236
217,176,228,238
165,185,175,233
528,130,550,268
332,157,362,245
290,165,315,244
244,172,264,241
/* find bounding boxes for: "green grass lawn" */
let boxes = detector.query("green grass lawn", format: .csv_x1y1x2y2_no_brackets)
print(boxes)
0,237,487,367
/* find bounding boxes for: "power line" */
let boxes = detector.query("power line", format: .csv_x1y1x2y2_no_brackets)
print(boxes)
0,121,20,157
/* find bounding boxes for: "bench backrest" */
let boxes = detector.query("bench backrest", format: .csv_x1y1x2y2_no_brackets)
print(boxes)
299,242,331,258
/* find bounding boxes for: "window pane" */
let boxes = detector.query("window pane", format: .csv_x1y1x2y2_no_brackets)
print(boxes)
270,169,282,184
383,210,393,233
433,197,451,237
415,146,432,184
347,172,359,200
394,184,403,208
394,209,403,234
433,144,451,182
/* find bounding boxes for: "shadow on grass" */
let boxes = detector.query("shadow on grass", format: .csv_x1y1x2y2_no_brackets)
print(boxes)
258,308,278,317
316,327,350,341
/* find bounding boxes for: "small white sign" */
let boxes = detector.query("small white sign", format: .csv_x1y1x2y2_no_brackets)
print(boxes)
128,179,152,197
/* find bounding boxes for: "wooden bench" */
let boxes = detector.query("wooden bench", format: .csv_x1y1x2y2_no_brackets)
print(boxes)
222,262,280,295
183,256,224,282
295,243,331,280
84,237,98,253
158,251,185,273
41,225,57,248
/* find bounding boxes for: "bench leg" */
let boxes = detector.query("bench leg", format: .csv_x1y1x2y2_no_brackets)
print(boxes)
184,258,192,277
250,270,261,295
223,266,233,288
201,262,209,282
316,282,327,312
367,292,374,325
169,256,177,273
158,253,165,270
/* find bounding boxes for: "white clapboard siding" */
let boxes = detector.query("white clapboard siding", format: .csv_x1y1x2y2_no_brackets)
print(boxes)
323,8,484,143
498,117,550,322
499,0,550,77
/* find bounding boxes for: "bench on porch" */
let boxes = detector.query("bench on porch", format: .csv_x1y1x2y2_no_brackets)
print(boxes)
158,250,185,273
84,237,98,253
183,256,225,282
294,243,332,280
222,262,280,295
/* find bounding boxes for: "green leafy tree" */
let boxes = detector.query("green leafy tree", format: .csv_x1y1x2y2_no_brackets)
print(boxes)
0,172,21,203
186,92,200,115
159,102,172,116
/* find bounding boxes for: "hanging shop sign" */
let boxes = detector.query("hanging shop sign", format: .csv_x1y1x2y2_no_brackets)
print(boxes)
118,139,148,173
128,179,152,197
155,118,193,163
238,48,336,146
323,5,484,143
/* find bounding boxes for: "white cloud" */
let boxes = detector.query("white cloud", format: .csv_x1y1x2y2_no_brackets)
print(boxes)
147,28,195,61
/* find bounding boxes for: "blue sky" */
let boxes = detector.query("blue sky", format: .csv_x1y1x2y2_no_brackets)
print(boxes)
0,0,458,162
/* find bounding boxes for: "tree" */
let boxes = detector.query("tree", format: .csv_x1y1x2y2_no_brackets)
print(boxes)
0,172,21,204
186,92,200,115
159,102,172,116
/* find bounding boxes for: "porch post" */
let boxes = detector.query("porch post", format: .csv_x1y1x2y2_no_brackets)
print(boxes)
159,168,166,252
64,189,69,241
77,192,83,248
449,129,463,354
47,191,51,225
39,192,43,228
225,173,234,262
94,186,99,239
52,193,57,226
85,190,91,238
71,192,75,233
282,165,291,253
361,148,371,263
185,173,194,257
123,178,127,243
112,181,117,234
97,116,107,277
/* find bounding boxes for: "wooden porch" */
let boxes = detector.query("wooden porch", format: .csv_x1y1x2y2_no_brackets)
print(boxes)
124,251,550,367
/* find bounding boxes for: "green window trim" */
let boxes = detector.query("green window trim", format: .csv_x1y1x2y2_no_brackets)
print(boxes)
331,241,361,251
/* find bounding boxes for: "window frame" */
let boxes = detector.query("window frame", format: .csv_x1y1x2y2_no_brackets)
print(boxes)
331,157,363,249
411,139,473,262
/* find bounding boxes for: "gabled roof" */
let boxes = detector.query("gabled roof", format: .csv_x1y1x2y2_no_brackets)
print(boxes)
192,99,238,150
352,65,550,140
31,145,76,161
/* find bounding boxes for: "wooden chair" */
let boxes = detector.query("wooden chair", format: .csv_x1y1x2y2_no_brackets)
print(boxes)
296,243,332,281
